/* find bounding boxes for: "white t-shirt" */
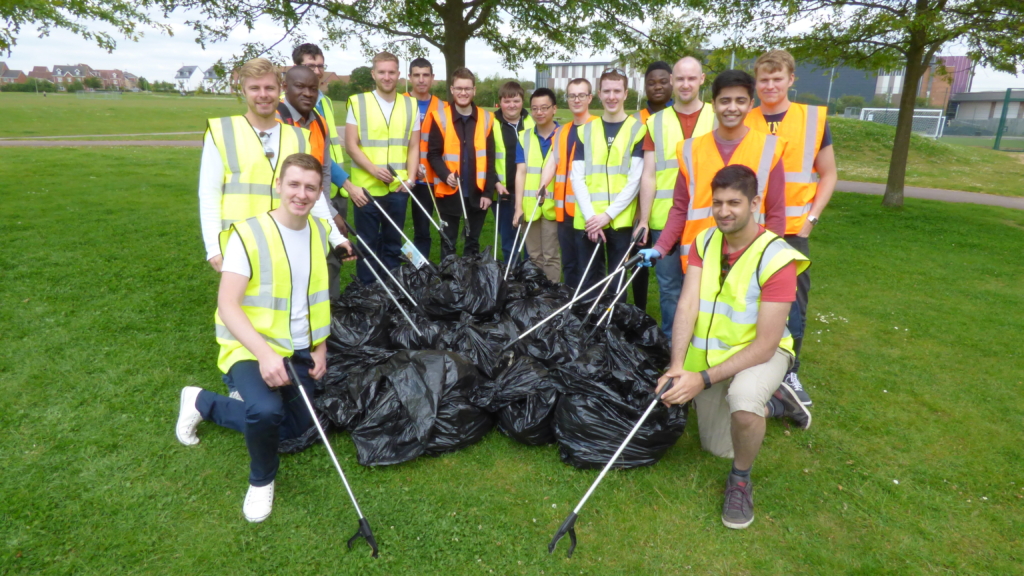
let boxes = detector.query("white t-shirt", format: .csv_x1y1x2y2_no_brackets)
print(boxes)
222,217,312,350
345,91,421,131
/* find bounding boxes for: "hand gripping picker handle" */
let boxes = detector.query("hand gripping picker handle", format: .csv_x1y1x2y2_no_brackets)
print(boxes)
284,357,379,558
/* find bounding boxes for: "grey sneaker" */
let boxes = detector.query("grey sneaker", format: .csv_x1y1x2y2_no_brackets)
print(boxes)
785,372,812,406
775,380,812,430
722,474,754,529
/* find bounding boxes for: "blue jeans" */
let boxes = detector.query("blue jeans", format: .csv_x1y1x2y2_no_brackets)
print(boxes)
410,183,435,259
651,229,684,339
575,227,632,300
196,349,317,487
492,197,518,263
354,191,409,285
558,219,580,288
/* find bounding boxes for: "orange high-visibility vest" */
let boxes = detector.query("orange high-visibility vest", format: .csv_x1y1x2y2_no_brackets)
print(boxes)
404,93,447,187
431,105,494,197
676,129,786,271
633,108,653,124
551,115,596,221
746,103,827,234
276,106,327,165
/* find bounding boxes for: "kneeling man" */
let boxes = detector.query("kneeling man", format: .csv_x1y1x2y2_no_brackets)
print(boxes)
656,164,810,529
176,153,351,523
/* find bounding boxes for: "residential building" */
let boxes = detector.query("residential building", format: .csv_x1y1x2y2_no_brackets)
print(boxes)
1,68,27,84
28,66,53,83
175,66,199,90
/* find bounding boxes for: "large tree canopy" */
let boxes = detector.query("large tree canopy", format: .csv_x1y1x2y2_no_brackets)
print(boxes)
2,0,168,55
725,0,1024,207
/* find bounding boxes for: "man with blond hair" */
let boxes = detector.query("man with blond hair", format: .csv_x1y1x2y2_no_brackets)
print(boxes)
745,49,838,407
345,51,420,284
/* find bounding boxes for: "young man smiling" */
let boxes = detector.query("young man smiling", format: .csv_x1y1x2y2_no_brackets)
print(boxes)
403,57,447,259
746,50,839,406
655,164,810,530
426,67,499,258
513,87,560,281
493,81,529,261
570,69,647,295
177,153,352,524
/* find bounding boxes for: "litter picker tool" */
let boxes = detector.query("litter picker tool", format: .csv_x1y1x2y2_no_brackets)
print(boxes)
284,357,380,558
493,199,501,259
352,231,419,308
349,241,423,337
425,180,443,227
580,227,647,323
547,378,675,558
573,236,603,301
361,187,434,271
582,264,643,343
504,187,546,280
387,166,453,252
454,172,472,239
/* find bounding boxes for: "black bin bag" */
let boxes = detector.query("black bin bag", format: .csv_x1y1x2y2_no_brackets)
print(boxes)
317,346,397,430
327,281,393,349
348,350,492,466
553,327,687,469
472,356,560,445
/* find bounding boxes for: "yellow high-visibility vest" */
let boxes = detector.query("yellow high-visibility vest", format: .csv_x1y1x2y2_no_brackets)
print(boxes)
207,116,309,231
495,114,534,184
318,95,348,198
645,103,716,230
575,116,647,231
347,91,415,196
518,125,557,221
214,213,332,373
683,227,809,372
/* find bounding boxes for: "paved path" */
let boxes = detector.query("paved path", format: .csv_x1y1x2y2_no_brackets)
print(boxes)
0,131,203,140
0,140,202,148
836,180,1024,210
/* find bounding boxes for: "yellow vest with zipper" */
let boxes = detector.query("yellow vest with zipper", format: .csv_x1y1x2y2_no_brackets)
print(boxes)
645,103,716,230
319,95,348,198
495,114,534,185
575,116,647,231
347,92,415,196
683,227,810,372
214,213,332,373
518,125,557,222
207,116,309,230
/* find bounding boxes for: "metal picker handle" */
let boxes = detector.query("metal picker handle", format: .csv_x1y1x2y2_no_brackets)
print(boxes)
388,166,448,240
284,358,380,558
454,171,471,238
350,242,424,337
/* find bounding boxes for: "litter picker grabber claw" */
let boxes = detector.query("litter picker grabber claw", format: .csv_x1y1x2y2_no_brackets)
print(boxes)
504,187,546,280
387,166,453,252
352,231,419,308
284,357,380,558
547,378,675,558
454,172,472,239
350,241,424,337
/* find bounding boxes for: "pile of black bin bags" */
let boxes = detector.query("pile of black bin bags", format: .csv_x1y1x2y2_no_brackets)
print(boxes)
279,253,687,470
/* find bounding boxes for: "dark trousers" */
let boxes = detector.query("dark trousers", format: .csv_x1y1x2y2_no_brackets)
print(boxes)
492,197,518,263
784,235,811,374
353,192,408,285
325,195,350,300
650,229,684,339
632,237,649,313
410,183,435,259
440,208,489,259
558,219,580,288
196,349,316,487
575,227,633,300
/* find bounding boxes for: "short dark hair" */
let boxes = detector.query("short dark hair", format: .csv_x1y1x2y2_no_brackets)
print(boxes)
711,165,758,200
451,67,476,85
409,57,433,74
499,81,524,101
292,43,324,66
598,69,628,91
645,61,672,77
711,69,756,100
280,153,324,186
531,87,556,106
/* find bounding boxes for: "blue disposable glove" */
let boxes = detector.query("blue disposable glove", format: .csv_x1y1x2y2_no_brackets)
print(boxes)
638,248,662,267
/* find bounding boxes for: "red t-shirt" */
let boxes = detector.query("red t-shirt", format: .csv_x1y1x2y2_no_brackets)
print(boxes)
688,227,797,302
642,107,705,151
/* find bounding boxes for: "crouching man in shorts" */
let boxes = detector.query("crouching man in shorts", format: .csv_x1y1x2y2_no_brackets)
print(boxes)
656,164,811,529
176,153,351,522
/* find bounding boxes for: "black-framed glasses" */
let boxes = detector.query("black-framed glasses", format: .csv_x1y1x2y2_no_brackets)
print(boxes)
566,93,591,101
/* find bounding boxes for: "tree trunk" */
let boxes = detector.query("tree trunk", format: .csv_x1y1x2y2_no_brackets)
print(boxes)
439,5,469,91
882,48,928,207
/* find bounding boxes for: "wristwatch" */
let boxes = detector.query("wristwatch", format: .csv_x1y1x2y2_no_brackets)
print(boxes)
807,215,820,226
700,370,712,389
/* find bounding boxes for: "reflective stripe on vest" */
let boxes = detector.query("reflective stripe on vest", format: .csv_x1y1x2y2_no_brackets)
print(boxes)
347,92,415,196
551,116,595,222
319,96,347,198
677,130,785,271
433,106,494,197
576,117,647,231
519,126,557,222
405,94,447,187
214,213,332,373
207,116,309,230
645,103,716,230
745,103,826,234
682,227,810,372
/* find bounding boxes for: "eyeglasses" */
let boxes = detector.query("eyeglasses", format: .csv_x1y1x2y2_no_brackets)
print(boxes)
566,93,591,101
602,67,626,75
530,104,554,113
304,64,327,71
451,87,474,93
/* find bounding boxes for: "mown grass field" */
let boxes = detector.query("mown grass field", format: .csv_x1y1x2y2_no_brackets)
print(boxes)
2,145,1023,574
3,92,1023,196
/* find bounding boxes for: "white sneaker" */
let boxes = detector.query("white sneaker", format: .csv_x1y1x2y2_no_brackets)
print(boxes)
175,386,204,446
228,390,243,402
243,481,275,523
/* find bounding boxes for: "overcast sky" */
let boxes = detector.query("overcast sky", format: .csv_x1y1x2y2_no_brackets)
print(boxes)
3,10,1020,92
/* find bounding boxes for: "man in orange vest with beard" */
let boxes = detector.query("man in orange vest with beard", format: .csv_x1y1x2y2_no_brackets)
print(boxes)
745,50,838,407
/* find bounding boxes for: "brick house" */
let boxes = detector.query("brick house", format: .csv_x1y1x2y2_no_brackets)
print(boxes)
0,67,27,84
52,64,94,89
28,66,53,83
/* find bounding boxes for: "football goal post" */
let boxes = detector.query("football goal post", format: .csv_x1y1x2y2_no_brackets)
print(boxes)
859,107,945,139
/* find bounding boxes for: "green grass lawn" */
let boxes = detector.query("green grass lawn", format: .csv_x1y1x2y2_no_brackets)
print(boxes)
2,146,1023,574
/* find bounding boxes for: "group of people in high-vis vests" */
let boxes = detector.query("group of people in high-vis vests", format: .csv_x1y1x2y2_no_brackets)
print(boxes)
177,45,837,531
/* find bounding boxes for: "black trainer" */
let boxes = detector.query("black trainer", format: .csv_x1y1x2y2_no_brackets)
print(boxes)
785,372,812,406
722,474,754,529
775,380,812,430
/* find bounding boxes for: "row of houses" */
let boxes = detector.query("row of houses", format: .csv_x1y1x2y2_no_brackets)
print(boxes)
0,62,139,89
176,64,349,93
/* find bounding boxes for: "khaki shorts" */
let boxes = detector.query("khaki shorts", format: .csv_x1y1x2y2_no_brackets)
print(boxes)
692,348,793,459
